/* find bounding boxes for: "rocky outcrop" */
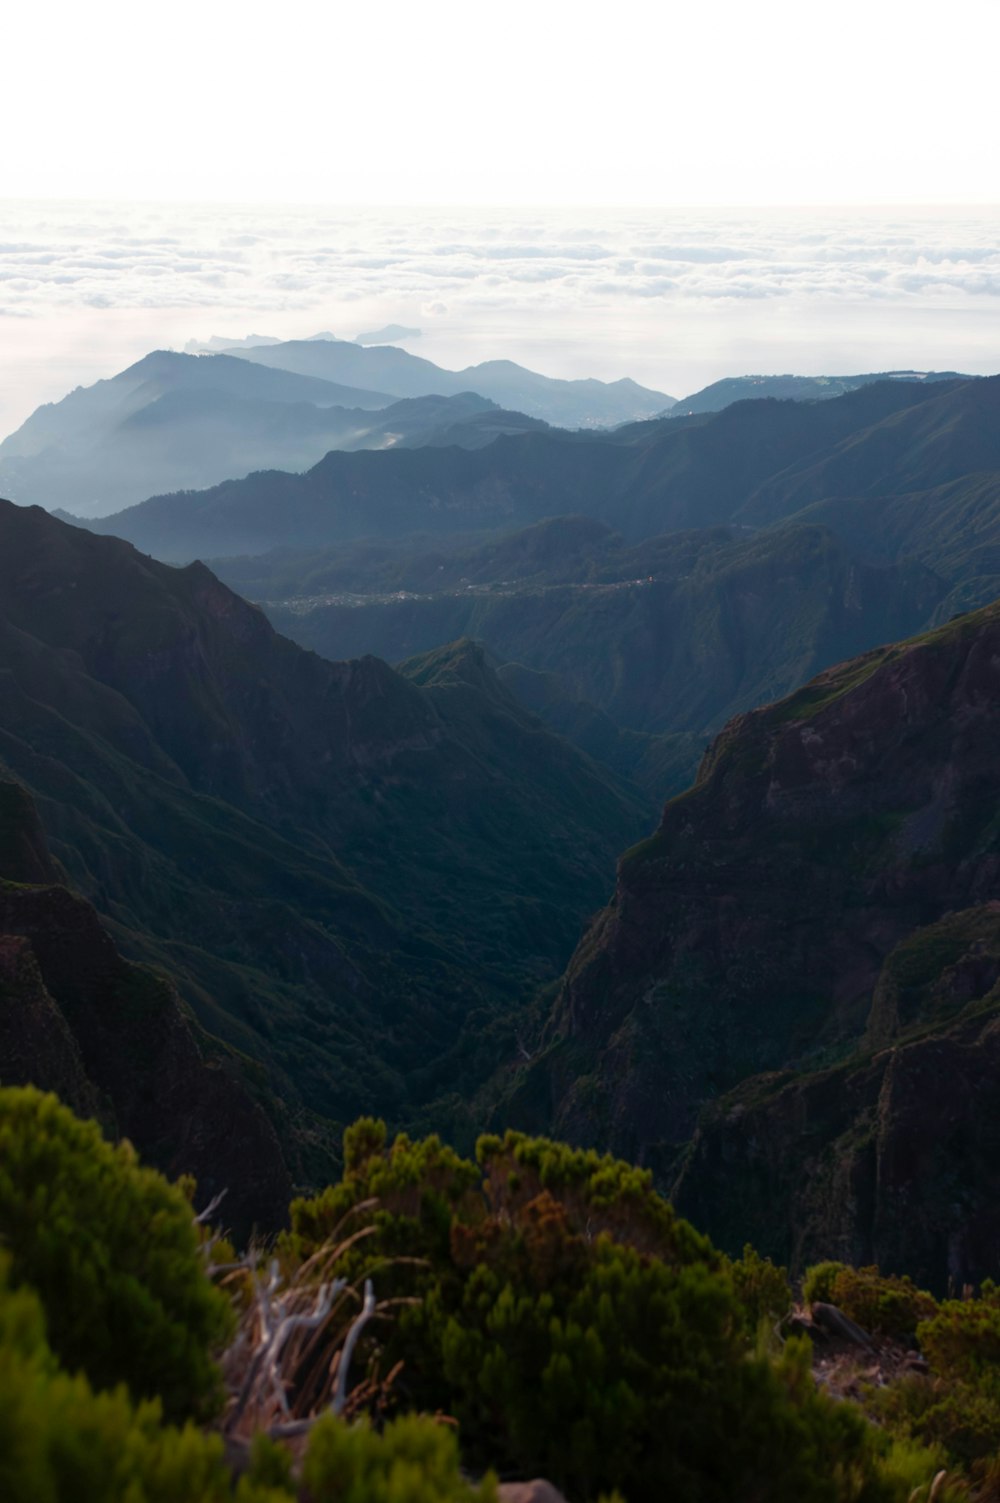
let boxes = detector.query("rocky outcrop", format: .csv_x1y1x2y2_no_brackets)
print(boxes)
531,601,1000,1281
0,933,98,1113
674,912,1000,1291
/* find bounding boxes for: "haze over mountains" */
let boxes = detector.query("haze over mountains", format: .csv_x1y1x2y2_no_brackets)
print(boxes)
217,337,676,426
76,371,978,556
4,332,973,532
58,375,999,796
3,328,1000,1301
0,350,549,516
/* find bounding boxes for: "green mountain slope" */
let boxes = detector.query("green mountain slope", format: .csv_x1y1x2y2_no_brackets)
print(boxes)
740,374,1000,526
262,523,943,737
0,499,646,1180
0,780,291,1235
671,370,967,418
777,472,1000,620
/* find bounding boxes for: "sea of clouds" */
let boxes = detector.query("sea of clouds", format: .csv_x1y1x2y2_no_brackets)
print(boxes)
1,202,999,437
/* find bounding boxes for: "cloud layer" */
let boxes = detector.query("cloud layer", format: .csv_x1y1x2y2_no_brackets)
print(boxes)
1,202,999,436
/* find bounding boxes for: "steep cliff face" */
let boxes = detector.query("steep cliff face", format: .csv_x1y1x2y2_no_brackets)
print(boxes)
673,905,1000,1291
540,602,1000,1219
0,781,291,1236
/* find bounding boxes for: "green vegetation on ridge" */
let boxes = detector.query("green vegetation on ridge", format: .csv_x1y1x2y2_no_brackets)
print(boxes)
2,1086,981,1503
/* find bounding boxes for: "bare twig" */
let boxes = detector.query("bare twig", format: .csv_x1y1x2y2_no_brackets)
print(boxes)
194,1187,229,1225
332,1278,377,1416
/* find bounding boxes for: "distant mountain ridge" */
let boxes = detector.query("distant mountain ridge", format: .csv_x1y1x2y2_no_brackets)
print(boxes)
672,369,970,417
74,376,1000,811
223,338,676,427
81,375,960,560
0,351,546,516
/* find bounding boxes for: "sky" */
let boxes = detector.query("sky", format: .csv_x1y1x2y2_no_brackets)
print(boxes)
0,2,998,438
3,0,999,206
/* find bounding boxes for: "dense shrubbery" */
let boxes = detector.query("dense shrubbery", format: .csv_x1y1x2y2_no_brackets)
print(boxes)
0,1259,249,1503
299,1414,496,1503
0,1092,986,1502
286,1123,938,1503
800,1262,1000,1494
0,1087,233,1421
803,1262,936,1340
0,1252,487,1503
870,1283,1000,1485
729,1242,793,1334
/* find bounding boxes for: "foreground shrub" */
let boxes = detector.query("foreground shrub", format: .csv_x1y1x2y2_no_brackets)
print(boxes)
862,1281,1000,1485
0,1253,490,1503
832,1267,937,1340
0,1086,232,1421
288,1123,934,1503
301,1412,496,1503
918,1282,1000,1383
803,1261,850,1308
0,1260,269,1503
729,1242,792,1334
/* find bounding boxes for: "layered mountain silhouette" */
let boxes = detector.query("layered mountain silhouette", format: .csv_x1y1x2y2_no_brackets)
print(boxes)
81,376,972,561
504,600,1000,1291
71,374,998,812
222,338,676,426
0,351,545,516
7,342,1000,1288
0,499,647,1189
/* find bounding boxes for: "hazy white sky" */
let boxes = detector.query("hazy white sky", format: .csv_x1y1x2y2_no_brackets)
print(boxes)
1,203,998,440
3,0,999,205
2,6,998,440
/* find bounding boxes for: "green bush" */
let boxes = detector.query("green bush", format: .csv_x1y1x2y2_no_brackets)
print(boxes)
918,1283,1000,1382
803,1262,936,1340
861,1283,1000,1483
0,1259,283,1503
0,1250,490,1503
0,1095,967,1503
729,1243,792,1333
301,1413,496,1503
0,1086,232,1421
288,1124,926,1503
830,1267,937,1340
874,1435,967,1503
803,1261,850,1307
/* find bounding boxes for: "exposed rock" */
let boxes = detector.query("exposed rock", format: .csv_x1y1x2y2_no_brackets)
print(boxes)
498,1481,569,1503
810,1303,875,1352
0,933,97,1113
524,599,1000,1287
